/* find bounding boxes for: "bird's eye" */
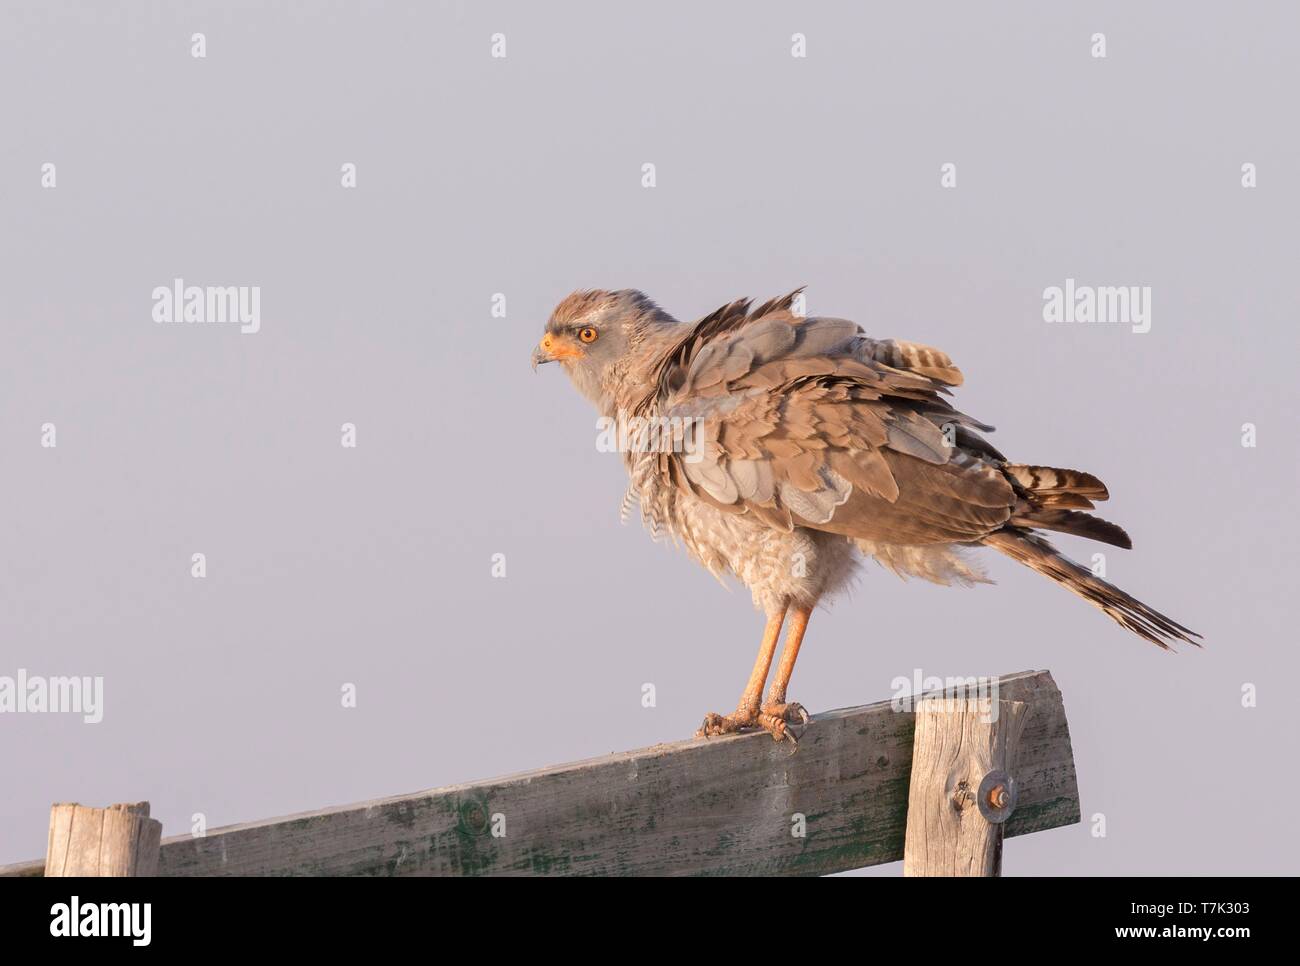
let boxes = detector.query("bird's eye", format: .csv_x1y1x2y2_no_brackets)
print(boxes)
578,326,599,344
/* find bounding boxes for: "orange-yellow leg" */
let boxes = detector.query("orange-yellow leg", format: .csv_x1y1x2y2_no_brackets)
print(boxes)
696,610,784,739
763,605,813,729
697,605,813,743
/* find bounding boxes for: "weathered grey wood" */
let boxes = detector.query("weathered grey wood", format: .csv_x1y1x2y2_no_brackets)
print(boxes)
903,698,1029,877
2,669,1078,877
44,802,162,877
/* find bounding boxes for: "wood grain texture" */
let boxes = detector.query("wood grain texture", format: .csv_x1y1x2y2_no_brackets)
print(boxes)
902,698,1029,876
44,802,162,877
2,669,1078,877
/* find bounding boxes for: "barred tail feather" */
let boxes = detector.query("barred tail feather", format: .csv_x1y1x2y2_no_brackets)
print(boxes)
982,528,1201,649
1008,508,1133,549
1003,464,1110,501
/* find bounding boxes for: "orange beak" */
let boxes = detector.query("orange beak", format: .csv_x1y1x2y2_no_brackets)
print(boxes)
531,331,585,370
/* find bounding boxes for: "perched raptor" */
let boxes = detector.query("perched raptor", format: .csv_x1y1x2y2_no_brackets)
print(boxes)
532,289,1200,742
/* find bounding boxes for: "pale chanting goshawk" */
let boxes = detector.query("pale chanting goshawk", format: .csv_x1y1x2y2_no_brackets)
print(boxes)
533,289,1199,742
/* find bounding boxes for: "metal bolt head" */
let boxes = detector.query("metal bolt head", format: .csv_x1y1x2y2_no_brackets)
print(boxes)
977,770,1017,824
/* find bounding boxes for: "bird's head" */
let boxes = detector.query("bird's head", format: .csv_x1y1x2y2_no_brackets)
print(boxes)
531,289,673,403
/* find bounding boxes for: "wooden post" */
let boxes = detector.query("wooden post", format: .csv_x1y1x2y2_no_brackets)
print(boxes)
903,696,1029,877
45,802,162,877
0,671,1077,878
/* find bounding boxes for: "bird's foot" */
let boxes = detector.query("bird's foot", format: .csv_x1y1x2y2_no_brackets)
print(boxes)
695,702,805,743
762,700,810,727
695,709,755,738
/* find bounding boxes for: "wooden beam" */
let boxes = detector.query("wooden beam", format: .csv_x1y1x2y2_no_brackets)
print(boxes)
44,802,162,877
903,698,1029,876
0,669,1078,877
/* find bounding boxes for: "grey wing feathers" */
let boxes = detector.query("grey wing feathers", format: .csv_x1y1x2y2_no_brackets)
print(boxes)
648,292,1014,545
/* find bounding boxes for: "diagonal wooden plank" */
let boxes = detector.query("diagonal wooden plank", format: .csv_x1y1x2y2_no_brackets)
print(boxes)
0,669,1078,877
